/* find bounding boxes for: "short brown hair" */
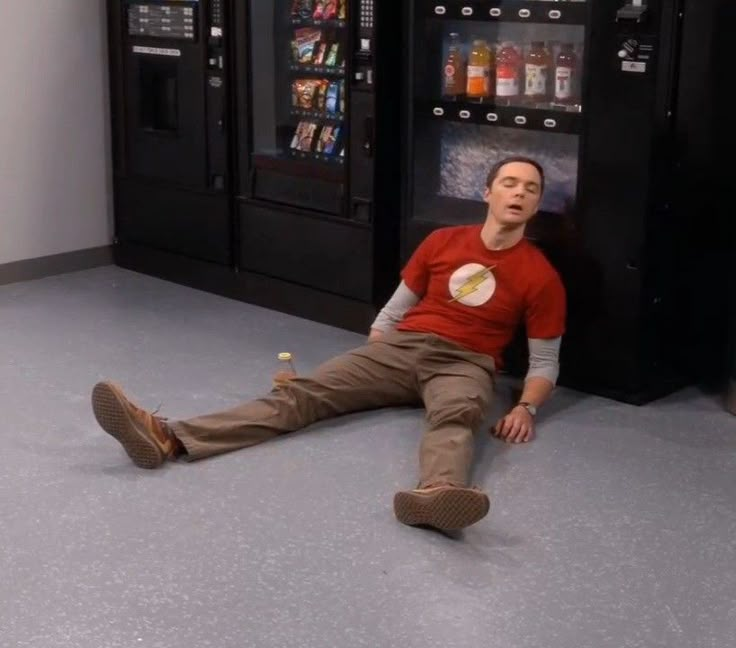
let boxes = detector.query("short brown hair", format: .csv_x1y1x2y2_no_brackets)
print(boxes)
486,156,545,193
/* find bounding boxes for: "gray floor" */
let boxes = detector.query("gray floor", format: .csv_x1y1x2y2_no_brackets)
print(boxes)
1,266,734,648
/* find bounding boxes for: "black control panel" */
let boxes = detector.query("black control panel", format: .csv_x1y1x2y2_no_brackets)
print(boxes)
359,0,374,29
128,2,197,40
210,0,224,28
355,0,375,88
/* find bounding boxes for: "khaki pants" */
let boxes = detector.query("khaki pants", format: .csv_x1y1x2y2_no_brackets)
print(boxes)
169,331,495,487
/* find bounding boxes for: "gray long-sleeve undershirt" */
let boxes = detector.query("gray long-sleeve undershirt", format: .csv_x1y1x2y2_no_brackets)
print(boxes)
371,281,561,385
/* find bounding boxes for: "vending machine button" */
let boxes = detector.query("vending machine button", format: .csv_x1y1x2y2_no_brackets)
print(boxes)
618,49,629,59
459,110,470,119
514,115,527,125
489,8,502,18
486,112,498,122
543,119,557,129
548,10,561,20
434,6,446,15
461,7,473,16
518,9,531,19
433,107,445,116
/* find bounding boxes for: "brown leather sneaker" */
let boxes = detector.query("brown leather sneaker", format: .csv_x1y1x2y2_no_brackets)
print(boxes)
393,484,490,531
91,381,178,468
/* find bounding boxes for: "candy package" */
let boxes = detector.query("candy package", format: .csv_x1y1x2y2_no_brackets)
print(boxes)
313,41,328,65
315,80,329,111
315,126,332,153
323,126,340,155
294,28,322,63
323,1,338,19
291,0,314,19
296,122,318,151
325,81,339,113
324,42,339,67
290,121,307,149
293,79,320,109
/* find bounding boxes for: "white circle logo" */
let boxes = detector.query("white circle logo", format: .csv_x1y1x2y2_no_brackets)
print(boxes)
448,263,497,307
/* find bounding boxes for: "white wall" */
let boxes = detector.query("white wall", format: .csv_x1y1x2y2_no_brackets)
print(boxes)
0,0,112,265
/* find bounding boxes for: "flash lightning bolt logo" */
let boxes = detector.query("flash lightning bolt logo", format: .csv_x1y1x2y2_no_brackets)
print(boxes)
448,264,497,307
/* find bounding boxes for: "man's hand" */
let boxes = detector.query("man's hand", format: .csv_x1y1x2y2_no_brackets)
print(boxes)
491,406,535,444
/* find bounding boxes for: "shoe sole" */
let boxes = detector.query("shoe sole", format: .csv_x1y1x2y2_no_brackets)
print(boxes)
91,382,165,469
394,488,490,531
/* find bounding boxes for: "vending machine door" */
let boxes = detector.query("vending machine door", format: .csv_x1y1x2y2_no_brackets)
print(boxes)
404,0,702,403
121,0,228,191
405,0,589,254
241,0,349,215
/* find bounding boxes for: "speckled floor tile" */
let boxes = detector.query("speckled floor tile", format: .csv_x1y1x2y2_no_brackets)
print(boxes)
0,266,734,648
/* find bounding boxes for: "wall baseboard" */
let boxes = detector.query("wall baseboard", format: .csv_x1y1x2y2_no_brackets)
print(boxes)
0,246,113,286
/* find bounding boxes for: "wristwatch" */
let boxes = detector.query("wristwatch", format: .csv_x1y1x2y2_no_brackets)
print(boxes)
517,401,537,417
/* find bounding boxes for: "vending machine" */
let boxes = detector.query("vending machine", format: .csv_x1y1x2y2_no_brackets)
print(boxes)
108,0,233,264
232,0,402,327
402,0,722,403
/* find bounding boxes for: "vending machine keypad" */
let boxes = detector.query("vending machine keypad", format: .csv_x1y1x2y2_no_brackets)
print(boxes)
210,0,224,27
360,0,374,29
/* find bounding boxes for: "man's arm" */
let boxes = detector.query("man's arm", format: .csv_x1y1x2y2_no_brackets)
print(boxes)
492,337,561,444
368,281,421,341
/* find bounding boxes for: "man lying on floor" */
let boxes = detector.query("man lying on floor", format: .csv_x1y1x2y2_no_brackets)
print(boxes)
90,156,566,532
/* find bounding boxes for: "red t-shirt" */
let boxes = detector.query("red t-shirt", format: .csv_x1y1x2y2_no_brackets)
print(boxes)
397,225,566,369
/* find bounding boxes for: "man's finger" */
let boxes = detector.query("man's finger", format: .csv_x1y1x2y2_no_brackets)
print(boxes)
505,418,523,442
513,424,530,443
508,421,525,443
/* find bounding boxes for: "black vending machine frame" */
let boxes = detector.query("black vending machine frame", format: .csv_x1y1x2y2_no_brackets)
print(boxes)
108,0,234,266
401,0,720,404
232,0,402,328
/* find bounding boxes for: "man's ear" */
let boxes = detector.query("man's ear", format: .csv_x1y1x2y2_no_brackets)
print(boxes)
483,187,491,203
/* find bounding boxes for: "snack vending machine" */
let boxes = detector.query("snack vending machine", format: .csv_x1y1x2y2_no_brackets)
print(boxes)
233,0,402,325
402,0,722,403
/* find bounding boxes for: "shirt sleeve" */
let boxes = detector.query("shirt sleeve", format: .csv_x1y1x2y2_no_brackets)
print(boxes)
526,337,562,384
400,230,440,296
525,272,567,339
370,281,421,331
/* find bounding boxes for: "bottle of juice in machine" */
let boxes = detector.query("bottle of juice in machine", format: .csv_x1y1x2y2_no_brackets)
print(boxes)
466,38,493,101
442,33,466,99
554,43,578,105
524,41,552,105
496,41,523,105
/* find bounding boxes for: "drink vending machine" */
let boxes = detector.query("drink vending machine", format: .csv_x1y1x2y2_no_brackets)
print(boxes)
402,0,722,403
108,0,233,264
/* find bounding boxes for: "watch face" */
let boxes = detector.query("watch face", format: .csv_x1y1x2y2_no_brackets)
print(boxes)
520,402,536,416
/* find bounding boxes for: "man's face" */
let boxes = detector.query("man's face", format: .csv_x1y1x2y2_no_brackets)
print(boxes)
483,161,543,226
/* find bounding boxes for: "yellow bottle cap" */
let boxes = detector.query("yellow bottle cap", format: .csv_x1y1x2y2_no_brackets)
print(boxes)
278,352,293,361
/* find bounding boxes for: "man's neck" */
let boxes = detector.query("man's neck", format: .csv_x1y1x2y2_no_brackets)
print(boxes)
480,219,525,251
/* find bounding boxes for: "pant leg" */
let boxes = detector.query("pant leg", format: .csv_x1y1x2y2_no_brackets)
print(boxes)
169,331,423,460
416,336,495,487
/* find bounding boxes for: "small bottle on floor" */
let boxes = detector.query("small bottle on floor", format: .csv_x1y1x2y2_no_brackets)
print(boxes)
273,352,297,387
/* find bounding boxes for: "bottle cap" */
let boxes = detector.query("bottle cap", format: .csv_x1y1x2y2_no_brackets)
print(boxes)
278,352,293,361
